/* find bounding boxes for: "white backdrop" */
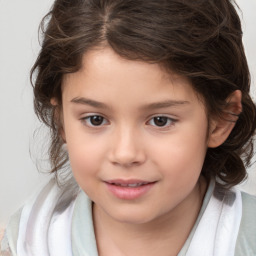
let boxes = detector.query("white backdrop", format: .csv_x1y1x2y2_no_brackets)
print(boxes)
0,0,255,228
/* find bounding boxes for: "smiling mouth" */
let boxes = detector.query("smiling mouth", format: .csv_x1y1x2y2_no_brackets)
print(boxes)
105,180,156,199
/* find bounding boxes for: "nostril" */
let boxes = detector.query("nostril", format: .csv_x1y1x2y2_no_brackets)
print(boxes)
109,150,146,167
111,158,141,167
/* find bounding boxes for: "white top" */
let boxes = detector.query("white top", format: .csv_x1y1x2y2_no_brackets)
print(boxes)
1,177,256,255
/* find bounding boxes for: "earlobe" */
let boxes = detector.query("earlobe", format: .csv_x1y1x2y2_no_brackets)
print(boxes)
50,97,58,106
207,90,242,148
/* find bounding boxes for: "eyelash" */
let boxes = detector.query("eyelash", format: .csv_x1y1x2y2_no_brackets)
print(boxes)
81,114,177,129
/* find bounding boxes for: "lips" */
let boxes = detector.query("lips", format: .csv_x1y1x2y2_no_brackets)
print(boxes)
105,179,156,200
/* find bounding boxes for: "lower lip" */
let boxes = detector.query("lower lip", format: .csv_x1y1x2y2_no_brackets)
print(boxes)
105,182,155,200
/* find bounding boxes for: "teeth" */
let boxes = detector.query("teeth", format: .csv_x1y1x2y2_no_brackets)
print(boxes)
127,183,142,187
114,183,146,187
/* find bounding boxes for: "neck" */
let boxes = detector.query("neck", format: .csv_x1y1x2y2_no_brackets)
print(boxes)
93,177,207,256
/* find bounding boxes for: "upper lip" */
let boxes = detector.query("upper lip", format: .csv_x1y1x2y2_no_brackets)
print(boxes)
105,179,155,185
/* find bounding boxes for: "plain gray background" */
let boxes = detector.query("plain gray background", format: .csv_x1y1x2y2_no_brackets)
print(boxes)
0,0,255,228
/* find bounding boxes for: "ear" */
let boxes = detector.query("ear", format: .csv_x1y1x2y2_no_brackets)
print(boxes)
207,90,242,148
50,97,66,143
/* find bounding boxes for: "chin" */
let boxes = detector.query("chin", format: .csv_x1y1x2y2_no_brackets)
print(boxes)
108,208,160,225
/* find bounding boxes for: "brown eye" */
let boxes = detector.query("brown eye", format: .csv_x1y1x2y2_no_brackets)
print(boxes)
82,115,107,127
153,116,168,127
147,116,177,128
90,116,104,126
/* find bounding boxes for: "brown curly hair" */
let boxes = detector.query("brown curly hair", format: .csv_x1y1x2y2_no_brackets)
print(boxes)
31,0,256,187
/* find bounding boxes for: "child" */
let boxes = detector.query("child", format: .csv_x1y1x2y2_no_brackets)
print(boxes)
1,0,256,255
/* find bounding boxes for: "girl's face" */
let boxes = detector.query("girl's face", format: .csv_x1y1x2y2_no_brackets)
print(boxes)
61,47,209,225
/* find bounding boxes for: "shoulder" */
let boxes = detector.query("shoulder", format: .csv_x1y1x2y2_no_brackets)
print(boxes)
241,191,256,207
1,177,81,255
0,208,22,256
1,230,13,256
240,191,256,228
235,192,256,256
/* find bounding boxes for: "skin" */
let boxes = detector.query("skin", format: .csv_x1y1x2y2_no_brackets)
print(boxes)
60,47,241,256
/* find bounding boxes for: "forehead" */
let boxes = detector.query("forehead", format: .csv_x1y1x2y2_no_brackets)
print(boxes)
65,47,181,84
62,47,203,108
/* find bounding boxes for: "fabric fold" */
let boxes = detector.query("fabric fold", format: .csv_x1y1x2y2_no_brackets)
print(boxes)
186,183,242,256
12,178,242,256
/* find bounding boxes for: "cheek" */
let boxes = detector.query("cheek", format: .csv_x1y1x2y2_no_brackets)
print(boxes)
67,141,104,197
65,128,106,180
68,144,97,172
152,124,208,180
155,136,207,204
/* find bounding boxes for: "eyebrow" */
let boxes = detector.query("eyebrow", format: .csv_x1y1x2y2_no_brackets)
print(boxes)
142,100,190,110
71,97,109,109
71,97,189,110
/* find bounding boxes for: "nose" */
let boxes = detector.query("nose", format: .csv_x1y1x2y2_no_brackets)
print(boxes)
108,126,146,167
